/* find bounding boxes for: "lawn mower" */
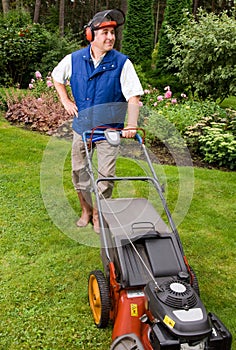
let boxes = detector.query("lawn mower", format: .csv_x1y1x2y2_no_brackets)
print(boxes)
84,128,232,350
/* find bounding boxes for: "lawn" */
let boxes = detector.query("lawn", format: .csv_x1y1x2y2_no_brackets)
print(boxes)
0,115,235,349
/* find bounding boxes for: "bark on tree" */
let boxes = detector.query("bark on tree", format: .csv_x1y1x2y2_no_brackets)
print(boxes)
33,0,41,23
2,0,9,14
59,0,65,37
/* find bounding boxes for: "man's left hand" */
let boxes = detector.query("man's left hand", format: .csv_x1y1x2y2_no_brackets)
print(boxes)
122,126,137,138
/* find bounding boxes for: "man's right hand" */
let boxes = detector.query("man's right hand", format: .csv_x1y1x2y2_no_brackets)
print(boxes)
53,80,78,117
62,99,78,117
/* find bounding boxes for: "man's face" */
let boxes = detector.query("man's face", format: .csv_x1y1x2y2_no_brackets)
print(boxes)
93,26,116,52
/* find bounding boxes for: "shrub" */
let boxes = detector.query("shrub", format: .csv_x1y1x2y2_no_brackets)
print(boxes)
199,125,236,169
185,110,236,169
167,9,236,101
0,10,79,89
3,72,71,134
0,10,52,87
142,86,236,169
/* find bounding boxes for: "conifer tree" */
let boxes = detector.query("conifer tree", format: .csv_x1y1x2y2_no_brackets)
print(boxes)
122,0,154,65
155,0,191,76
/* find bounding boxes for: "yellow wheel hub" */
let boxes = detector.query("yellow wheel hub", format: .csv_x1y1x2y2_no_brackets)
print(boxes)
88,274,102,325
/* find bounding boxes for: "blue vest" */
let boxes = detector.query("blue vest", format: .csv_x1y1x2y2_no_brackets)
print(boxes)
70,45,128,135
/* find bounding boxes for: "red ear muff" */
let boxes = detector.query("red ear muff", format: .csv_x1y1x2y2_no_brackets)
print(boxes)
85,26,94,42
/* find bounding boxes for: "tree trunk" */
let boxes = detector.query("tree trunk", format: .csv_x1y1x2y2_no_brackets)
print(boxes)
193,0,199,19
154,0,160,45
33,0,41,23
2,0,9,14
115,0,127,51
59,0,65,37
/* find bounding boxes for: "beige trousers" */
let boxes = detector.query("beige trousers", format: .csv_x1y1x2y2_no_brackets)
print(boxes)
71,131,119,198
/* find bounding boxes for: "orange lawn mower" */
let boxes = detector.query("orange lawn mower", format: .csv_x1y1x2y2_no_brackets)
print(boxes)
84,128,232,350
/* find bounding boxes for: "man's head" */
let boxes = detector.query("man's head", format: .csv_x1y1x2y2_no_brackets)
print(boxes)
85,9,125,42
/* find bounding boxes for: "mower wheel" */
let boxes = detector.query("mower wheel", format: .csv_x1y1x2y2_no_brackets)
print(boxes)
88,270,110,328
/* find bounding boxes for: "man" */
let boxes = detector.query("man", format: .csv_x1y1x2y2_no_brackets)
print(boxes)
52,9,143,233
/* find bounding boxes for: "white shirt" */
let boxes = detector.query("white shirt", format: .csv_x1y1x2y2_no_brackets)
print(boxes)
52,53,144,102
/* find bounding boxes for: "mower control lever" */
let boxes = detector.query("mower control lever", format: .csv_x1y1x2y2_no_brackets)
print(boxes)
104,129,121,146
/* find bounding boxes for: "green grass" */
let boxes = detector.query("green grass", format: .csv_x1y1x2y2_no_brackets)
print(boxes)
0,115,235,349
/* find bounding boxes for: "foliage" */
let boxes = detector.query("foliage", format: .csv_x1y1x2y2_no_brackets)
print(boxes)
142,86,236,169
167,9,236,101
2,72,71,134
133,64,150,90
220,96,236,110
0,10,51,87
122,0,154,65
0,9,79,88
37,30,80,77
154,0,191,76
185,110,236,169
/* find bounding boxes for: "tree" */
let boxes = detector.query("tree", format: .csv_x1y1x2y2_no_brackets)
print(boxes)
59,0,65,37
33,0,41,23
155,0,191,76
2,0,9,14
168,9,236,100
121,0,154,65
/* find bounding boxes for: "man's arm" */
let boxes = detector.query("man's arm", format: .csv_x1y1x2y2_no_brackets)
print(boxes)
53,80,78,117
122,95,141,138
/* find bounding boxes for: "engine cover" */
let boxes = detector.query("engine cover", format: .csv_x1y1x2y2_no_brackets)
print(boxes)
145,279,212,341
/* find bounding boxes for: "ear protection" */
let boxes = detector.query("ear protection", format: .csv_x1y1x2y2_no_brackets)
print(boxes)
84,9,125,42
85,25,94,42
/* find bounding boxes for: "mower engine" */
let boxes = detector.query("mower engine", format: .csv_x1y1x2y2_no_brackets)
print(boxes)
144,278,232,350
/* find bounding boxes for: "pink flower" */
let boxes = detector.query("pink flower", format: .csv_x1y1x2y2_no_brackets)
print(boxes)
28,83,34,89
35,71,42,79
153,102,158,107
181,93,187,98
171,98,177,104
157,95,163,101
139,101,143,106
144,89,150,94
46,80,54,88
164,90,172,99
31,79,35,83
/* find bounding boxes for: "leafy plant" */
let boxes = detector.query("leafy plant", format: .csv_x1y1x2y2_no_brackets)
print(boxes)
142,86,236,169
199,124,236,169
167,9,236,101
184,109,236,169
0,10,80,89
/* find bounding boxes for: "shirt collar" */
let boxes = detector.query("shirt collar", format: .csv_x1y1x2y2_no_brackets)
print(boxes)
90,47,106,68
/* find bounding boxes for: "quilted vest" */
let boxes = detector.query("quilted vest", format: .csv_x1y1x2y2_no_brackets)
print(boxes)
70,45,128,135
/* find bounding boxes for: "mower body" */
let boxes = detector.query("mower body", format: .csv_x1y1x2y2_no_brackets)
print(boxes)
85,130,232,350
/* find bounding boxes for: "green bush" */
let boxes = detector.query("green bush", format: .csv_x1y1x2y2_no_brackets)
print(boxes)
0,10,51,87
142,86,236,169
185,110,236,169
0,10,79,89
167,9,236,101
199,125,236,169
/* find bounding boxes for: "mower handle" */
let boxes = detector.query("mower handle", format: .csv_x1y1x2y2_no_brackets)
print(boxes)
82,127,145,145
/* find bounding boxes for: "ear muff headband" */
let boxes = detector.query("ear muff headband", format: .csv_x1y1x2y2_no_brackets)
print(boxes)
85,9,125,42
85,20,117,42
